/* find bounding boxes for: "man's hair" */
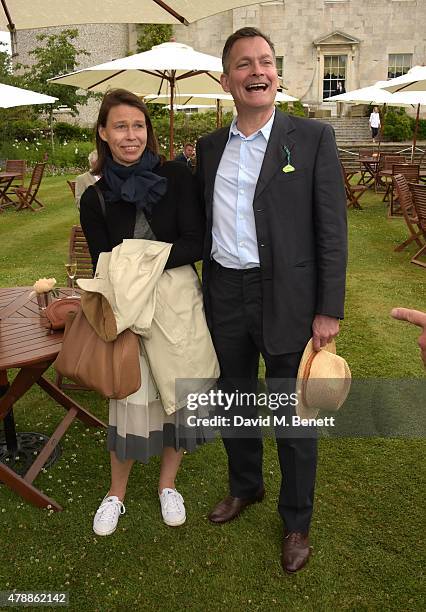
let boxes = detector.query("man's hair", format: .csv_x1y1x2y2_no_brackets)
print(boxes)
93,89,159,175
184,143,193,149
222,27,276,74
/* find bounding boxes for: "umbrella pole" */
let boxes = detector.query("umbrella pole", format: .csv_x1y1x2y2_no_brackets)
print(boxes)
411,103,420,163
169,78,174,160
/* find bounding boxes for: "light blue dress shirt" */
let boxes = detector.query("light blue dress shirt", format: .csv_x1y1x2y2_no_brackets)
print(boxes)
211,110,275,269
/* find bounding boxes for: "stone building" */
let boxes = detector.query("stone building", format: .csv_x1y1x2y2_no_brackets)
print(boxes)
11,0,426,124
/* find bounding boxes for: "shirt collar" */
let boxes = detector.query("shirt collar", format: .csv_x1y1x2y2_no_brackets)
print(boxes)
228,108,276,143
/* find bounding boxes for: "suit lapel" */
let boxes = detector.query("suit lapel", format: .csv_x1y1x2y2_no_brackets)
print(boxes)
254,111,296,201
204,128,229,216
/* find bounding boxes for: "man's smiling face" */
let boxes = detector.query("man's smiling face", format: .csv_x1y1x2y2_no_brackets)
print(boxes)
220,36,278,115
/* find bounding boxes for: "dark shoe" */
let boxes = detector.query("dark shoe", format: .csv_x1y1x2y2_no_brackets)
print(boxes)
208,488,265,524
281,531,311,574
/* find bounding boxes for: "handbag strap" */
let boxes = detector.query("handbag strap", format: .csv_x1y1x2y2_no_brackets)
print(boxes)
93,183,106,218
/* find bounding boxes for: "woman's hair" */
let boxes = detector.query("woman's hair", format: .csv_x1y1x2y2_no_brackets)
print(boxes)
93,89,159,175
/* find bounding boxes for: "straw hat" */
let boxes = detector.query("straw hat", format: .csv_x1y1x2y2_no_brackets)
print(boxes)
295,338,351,419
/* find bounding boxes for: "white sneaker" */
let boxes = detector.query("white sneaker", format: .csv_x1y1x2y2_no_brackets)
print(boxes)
159,488,186,526
93,495,126,536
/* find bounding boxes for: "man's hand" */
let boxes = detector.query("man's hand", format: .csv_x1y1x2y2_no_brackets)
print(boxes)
312,314,340,352
391,307,426,366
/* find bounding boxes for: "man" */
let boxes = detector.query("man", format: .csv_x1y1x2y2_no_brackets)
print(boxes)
391,307,426,366
196,27,347,573
175,143,195,169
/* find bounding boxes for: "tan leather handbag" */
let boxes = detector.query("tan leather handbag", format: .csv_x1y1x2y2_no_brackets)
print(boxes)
54,308,141,399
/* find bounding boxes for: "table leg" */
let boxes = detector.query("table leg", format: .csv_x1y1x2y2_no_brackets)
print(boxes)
0,461,62,511
38,376,106,429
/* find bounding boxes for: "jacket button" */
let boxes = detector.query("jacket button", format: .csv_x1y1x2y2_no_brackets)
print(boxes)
256,208,263,212
260,243,265,247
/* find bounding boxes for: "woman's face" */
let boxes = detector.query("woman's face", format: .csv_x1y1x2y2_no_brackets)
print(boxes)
99,104,147,166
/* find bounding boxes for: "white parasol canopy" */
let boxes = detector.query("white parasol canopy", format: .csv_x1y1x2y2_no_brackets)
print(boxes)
0,82,57,108
0,0,269,29
326,81,426,160
380,66,426,93
145,91,299,127
49,41,224,157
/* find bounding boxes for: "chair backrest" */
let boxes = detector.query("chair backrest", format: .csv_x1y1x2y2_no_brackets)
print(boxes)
409,183,426,234
393,174,416,220
392,163,420,182
5,159,26,184
67,180,76,196
358,149,371,158
382,155,406,170
68,225,93,285
26,163,46,198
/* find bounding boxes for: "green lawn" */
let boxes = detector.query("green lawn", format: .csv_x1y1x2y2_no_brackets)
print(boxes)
0,176,425,611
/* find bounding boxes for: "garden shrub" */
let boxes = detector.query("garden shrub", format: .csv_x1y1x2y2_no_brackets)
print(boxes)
383,108,413,141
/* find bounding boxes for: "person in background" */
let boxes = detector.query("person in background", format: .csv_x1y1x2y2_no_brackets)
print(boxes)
196,27,347,574
75,150,100,210
174,143,195,170
80,89,207,536
369,106,381,143
391,307,426,366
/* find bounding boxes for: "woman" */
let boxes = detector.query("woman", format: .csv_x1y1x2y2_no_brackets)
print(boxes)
369,106,381,143
80,89,206,536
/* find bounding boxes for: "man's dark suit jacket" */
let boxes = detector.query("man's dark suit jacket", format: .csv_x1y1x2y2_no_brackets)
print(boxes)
196,110,347,356
175,152,194,169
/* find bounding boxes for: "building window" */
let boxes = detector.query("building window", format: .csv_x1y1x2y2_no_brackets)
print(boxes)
323,55,346,100
275,56,283,78
388,54,412,79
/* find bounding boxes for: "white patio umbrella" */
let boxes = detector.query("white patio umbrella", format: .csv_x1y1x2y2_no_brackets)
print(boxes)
381,66,426,93
0,0,268,29
49,41,223,157
145,90,298,127
325,82,426,159
0,82,57,108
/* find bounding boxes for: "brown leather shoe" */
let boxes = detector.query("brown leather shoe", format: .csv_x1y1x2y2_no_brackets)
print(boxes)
281,531,311,574
208,488,265,524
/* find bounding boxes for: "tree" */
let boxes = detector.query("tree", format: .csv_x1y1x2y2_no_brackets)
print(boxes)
137,24,173,53
17,28,93,117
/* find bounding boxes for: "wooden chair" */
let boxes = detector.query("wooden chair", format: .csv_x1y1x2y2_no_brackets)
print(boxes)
408,182,426,268
67,180,76,196
56,225,93,390
1,159,26,207
341,162,368,209
67,225,93,287
13,162,45,211
376,154,406,195
389,164,420,217
392,174,424,253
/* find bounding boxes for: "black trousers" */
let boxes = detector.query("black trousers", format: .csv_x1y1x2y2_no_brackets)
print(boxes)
208,261,317,533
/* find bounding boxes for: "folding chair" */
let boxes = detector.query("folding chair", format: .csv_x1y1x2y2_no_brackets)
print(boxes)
1,159,26,207
408,182,426,268
388,164,420,217
67,180,76,196
392,174,424,253
341,162,368,209
56,225,93,390
376,154,406,195
14,162,46,212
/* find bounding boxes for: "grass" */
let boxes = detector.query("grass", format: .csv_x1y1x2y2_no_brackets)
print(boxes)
0,176,425,611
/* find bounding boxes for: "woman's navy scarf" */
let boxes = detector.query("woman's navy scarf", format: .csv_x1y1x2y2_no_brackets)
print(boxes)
103,150,167,214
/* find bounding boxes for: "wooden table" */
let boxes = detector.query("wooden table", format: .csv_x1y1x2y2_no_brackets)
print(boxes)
0,287,106,511
0,172,19,211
